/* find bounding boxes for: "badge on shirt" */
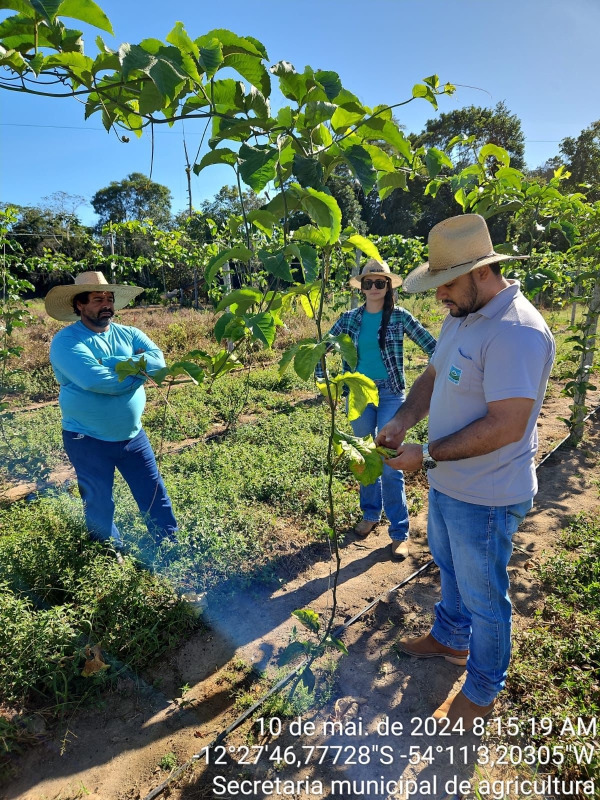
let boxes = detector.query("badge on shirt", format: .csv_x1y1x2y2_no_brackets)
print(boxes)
448,365,462,385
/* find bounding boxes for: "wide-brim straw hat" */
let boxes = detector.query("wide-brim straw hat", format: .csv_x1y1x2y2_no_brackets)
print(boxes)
403,214,528,294
349,258,403,289
45,271,143,321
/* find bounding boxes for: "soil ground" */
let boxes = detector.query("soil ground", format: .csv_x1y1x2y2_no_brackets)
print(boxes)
2,387,600,800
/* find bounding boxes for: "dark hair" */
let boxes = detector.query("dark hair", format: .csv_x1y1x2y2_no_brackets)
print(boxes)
378,282,395,349
489,262,502,276
72,292,90,316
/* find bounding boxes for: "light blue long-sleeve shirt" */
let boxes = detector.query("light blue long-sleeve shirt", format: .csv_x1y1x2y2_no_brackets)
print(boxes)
50,320,166,441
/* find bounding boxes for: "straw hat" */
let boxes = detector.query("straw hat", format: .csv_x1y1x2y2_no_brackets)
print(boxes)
403,214,528,294
349,258,403,290
44,272,143,322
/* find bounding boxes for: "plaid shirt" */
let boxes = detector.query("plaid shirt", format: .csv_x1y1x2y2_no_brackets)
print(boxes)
315,305,436,395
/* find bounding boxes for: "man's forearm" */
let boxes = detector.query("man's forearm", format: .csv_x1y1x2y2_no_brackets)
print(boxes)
396,366,434,428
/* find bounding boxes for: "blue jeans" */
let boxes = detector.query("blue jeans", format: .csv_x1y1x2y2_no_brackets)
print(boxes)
427,488,533,705
62,428,177,550
350,384,409,541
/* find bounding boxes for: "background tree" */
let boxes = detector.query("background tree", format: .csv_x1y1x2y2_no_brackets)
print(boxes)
91,173,173,230
556,120,600,201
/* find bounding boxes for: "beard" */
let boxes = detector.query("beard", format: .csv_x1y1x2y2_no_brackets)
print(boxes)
82,307,114,327
448,274,480,318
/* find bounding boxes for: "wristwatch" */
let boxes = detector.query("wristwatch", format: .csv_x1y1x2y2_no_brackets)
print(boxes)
422,443,437,471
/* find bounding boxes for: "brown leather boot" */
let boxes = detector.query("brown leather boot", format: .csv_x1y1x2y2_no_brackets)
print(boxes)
433,689,495,731
354,519,378,537
397,632,469,666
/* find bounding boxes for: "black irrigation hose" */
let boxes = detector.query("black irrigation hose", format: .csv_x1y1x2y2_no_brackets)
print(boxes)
141,401,600,800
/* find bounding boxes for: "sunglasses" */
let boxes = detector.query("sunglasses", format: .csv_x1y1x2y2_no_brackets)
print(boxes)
361,278,389,290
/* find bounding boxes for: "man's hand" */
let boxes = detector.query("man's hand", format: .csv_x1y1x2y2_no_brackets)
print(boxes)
376,415,409,450
385,443,422,472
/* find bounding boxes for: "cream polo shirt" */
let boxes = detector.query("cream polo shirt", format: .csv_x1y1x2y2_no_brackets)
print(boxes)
428,281,555,506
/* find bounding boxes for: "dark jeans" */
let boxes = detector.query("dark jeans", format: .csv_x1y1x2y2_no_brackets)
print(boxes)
63,428,177,550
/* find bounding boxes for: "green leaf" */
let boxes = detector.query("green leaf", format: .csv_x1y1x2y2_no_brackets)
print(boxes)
246,311,276,348
118,43,187,102
193,147,238,176
324,636,348,655
292,154,324,189
270,60,309,103
478,143,510,167
214,311,234,343
301,666,316,693
216,288,261,314
330,105,365,133
377,172,407,201
278,338,314,376
292,608,320,634
298,284,322,319
362,143,395,173
115,357,145,382
195,28,263,58
339,143,376,193
222,52,270,96
331,428,383,486
342,234,382,262
278,641,307,666
43,51,93,71
56,0,113,34
315,69,342,100
293,341,327,380
425,146,453,179
238,143,278,192
359,117,413,162
204,245,252,286
259,248,294,282
412,82,438,109
285,243,318,283
245,85,270,119
199,37,223,79
304,100,336,128
0,1,34,15
29,0,61,22
327,332,357,371
341,372,378,421
297,186,342,245
246,209,278,236
292,225,329,248
165,20,199,59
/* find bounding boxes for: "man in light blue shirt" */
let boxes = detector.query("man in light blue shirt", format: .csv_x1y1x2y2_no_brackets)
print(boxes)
46,272,177,562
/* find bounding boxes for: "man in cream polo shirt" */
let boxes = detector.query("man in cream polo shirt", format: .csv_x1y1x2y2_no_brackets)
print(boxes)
377,214,555,730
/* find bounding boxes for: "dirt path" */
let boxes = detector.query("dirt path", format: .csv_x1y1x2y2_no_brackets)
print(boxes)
3,394,600,800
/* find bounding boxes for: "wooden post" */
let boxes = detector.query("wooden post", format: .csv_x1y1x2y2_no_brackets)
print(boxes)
351,248,361,309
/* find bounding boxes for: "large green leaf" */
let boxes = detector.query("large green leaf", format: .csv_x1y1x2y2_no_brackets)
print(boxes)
292,608,320,633
199,37,223,79
204,245,252,286
238,143,278,192
246,311,276,348
56,0,113,34
478,143,510,167
285,243,318,283
259,249,294,282
304,101,336,128
292,225,329,248
294,341,328,380
213,311,234,344
342,234,382,263
246,209,278,236
315,69,342,101
43,51,93,71
245,85,270,119
222,52,270,96
300,187,342,245
118,43,187,101
362,144,395,173
292,154,324,189
0,1,35,16
278,641,308,666
330,105,365,133
327,332,357,371
358,117,412,162
377,171,407,201
216,288,261,314
165,20,199,59
193,147,237,175
270,60,309,103
331,429,383,486
29,0,61,21
342,372,379,420
195,28,263,58
425,147,453,179
340,143,377,193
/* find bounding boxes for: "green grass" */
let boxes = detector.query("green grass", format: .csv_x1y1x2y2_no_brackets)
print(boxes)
507,511,600,783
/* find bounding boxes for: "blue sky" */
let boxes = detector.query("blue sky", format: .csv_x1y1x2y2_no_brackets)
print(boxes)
1,0,599,226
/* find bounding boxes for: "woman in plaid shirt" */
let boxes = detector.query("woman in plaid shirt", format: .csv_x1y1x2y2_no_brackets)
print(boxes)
317,260,436,560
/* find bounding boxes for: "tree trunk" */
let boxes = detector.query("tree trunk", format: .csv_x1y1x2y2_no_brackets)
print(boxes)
569,269,600,443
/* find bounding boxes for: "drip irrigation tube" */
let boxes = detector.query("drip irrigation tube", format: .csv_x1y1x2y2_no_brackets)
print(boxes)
141,403,600,800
